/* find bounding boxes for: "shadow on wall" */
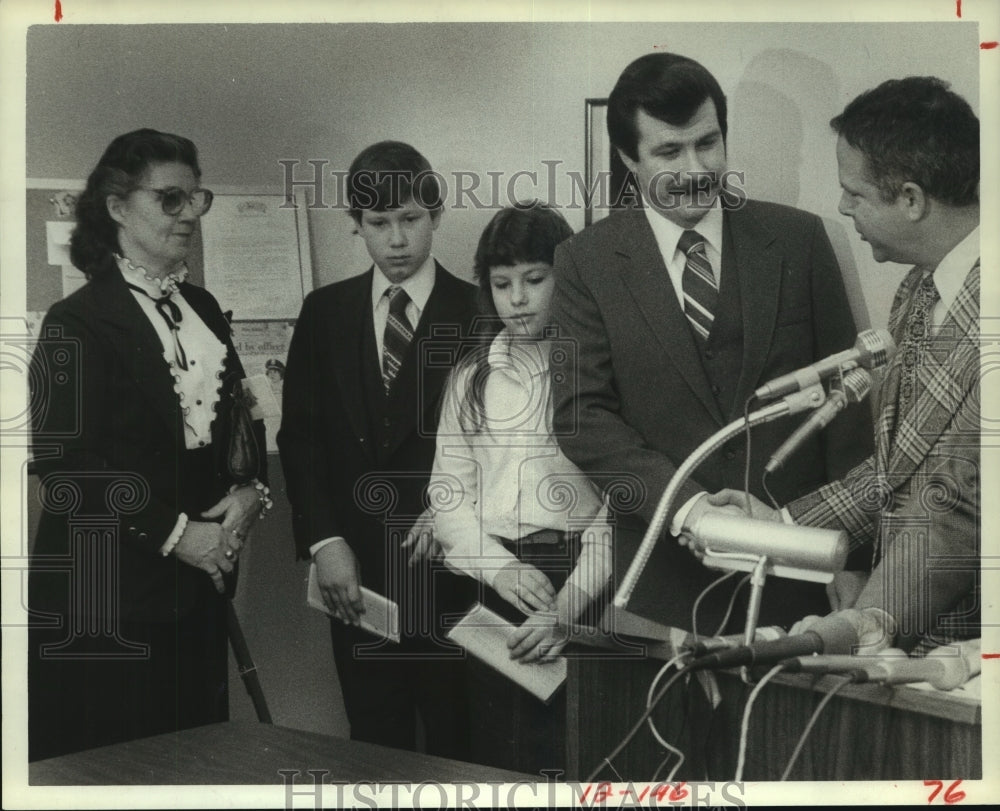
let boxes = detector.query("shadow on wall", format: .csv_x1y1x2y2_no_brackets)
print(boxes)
729,48,870,332
729,47,840,207
729,81,803,207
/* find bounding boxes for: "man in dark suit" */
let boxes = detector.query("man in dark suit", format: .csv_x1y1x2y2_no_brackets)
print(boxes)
710,77,980,653
550,53,874,633
278,141,477,756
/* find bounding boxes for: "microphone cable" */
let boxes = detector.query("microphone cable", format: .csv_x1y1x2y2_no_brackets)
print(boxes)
585,655,694,782
591,523,762,781
761,470,781,511
711,573,751,638
690,569,742,642
734,662,787,780
645,655,688,781
742,395,758,519
644,564,751,785
652,748,682,782
779,674,857,780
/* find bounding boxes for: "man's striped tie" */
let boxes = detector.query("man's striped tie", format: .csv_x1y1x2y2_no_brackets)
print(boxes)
679,229,718,343
382,285,413,393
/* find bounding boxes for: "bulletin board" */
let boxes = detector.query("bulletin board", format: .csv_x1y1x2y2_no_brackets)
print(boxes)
25,180,313,317
25,180,313,452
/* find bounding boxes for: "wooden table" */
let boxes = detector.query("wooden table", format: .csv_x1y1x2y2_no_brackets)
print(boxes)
29,722,533,785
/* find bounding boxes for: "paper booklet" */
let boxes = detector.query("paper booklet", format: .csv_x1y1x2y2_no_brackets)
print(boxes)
306,563,400,643
448,602,566,704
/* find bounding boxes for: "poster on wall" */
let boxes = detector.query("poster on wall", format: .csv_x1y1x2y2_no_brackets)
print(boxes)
230,320,294,453
44,220,87,297
200,192,312,321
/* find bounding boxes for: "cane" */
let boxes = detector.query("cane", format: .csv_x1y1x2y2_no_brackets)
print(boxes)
226,599,273,723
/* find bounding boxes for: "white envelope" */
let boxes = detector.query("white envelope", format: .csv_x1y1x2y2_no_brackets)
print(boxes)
306,563,400,643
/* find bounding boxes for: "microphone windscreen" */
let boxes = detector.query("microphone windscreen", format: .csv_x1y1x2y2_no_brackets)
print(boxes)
808,612,862,654
856,328,896,368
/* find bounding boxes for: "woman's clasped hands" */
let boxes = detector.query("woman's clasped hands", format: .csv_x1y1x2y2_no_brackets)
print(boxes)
174,485,261,593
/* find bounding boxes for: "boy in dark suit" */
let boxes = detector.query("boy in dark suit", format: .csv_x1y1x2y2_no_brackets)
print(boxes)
279,141,476,757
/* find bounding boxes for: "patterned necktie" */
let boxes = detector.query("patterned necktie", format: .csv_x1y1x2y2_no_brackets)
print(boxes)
895,270,940,423
126,282,189,370
382,285,413,393
678,229,718,343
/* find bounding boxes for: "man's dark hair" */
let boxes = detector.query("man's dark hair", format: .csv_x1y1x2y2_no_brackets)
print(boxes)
831,76,979,206
607,52,728,162
347,140,442,222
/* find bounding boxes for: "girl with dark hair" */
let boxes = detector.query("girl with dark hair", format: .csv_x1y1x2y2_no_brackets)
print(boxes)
428,204,611,774
28,129,268,760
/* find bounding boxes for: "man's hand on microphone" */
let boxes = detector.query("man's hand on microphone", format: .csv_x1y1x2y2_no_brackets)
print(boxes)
704,489,782,523
677,492,760,558
790,607,896,654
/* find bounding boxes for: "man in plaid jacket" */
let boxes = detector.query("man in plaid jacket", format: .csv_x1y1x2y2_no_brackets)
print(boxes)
699,76,980,653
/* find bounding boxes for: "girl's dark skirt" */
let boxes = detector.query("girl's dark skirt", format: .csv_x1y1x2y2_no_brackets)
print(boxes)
468,529,585,777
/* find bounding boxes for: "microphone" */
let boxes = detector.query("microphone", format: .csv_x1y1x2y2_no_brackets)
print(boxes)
782,639,981,691
687,612,858,671
687,513,848,574
754,329,895,401
685,626,786,657
611,383,826,610
764,369,873,474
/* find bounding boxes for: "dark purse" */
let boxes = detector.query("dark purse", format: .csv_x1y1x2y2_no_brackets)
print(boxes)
227,380,261,484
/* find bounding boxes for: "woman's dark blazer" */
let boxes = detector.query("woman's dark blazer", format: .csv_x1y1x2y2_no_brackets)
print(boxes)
28,257,265,624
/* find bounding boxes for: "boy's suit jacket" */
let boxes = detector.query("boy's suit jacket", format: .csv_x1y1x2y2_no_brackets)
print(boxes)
790,263,980,649
279,263,478,606
550,199,874,630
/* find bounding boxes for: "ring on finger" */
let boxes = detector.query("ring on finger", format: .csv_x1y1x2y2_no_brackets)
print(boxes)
224,549,236,561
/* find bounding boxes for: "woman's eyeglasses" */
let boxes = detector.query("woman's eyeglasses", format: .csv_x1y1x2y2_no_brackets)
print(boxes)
135,186,214,216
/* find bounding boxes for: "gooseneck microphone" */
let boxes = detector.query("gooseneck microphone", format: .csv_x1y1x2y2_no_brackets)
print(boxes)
686,613,859,671
765,368,873,474
754,329,895,402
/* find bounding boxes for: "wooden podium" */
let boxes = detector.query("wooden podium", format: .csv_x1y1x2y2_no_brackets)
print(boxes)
565,632,981,781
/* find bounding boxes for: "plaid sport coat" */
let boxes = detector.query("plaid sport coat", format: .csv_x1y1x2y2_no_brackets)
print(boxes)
788,260,981,650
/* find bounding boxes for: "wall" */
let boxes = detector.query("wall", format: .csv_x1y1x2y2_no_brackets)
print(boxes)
27,22,979,321
22,21,980,737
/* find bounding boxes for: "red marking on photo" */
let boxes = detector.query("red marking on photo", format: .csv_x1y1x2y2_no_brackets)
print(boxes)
55,0,63,22
956,0,962,17
982,42,999,49
982,652,1000,658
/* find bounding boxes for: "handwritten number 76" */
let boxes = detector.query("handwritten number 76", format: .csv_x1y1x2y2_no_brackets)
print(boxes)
925,779,965,804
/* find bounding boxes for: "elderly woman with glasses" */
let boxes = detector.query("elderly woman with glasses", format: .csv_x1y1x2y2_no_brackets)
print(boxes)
28,129,268,761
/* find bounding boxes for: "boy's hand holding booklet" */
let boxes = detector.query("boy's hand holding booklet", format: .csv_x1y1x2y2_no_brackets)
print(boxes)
448,603,567,704
307,563,400,643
